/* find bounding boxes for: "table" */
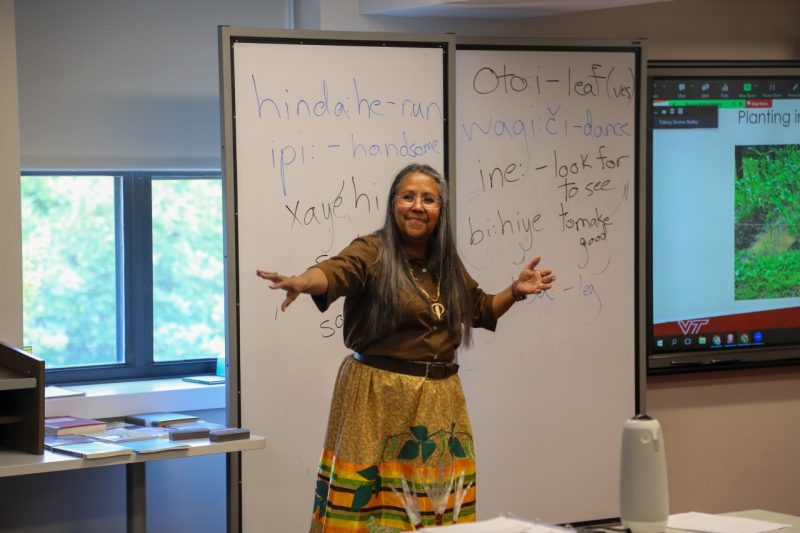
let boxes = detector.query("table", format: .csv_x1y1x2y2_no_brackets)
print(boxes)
586,510,800,533
0,435,266,533
666,509,800,533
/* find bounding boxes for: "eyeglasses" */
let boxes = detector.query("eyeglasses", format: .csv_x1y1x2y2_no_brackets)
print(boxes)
394,192,441,210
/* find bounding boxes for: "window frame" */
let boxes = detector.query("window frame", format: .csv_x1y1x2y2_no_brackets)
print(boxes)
22,170,220,384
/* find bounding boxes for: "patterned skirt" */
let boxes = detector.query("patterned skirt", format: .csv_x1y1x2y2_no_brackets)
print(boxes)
309,355,477,532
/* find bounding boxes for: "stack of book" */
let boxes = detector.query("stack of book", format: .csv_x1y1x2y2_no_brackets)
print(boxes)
182,375,225,385
87,426,170,443
124,412,199,427
49,441,134,459
44,435,95,450
166,420,224,440
45,412,248,459
44,416,107,436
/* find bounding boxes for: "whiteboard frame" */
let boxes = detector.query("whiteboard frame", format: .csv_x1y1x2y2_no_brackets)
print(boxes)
218,26,455,532
452,36,647,524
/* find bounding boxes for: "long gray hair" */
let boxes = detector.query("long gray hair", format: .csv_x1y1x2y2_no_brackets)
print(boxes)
367,164,475,346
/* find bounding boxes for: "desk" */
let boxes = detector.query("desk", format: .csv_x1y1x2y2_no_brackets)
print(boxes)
576,510,800,533
666,510,800,533
0,435,266,533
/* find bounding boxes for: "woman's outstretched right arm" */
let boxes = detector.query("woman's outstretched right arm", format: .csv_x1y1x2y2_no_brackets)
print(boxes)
256,267,328,311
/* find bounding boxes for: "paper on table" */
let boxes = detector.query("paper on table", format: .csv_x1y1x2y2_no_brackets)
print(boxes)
418,516,572,532
668,512,791,533
44,385,86,398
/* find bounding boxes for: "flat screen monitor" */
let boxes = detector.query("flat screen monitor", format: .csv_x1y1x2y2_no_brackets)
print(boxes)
648,61,800,373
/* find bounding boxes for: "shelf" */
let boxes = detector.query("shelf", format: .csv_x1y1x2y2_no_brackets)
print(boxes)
0,415,25,425
0,342,44,454
0,366,37,391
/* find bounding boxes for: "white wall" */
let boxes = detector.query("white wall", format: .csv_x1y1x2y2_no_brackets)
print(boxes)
509,0,800,60
0,0,22,347
649,368,800,515
313,0,800,61
15,0,286,169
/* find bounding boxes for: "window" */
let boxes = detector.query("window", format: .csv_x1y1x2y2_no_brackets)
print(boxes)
21,171,223,383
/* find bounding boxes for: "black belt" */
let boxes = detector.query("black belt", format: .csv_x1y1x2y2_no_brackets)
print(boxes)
354,353,458,379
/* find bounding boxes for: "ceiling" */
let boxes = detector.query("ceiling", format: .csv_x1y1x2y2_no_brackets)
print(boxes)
359,0,672,19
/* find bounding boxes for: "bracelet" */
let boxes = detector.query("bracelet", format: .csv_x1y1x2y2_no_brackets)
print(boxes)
511,280,527,301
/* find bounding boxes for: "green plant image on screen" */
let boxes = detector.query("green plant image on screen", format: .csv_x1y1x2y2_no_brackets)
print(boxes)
734,144,800,300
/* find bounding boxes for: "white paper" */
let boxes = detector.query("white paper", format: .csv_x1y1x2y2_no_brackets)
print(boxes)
419,515,571,532
44,385,86,398
668,512,791,533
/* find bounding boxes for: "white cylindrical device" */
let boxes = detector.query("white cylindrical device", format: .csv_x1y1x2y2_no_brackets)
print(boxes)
620,415,669,533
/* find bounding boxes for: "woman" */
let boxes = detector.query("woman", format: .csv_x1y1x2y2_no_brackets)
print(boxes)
257,163,554,532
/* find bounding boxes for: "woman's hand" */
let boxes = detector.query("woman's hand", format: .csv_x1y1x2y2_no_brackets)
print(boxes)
515,257,555,297
256,270,302,311
256,267,328,311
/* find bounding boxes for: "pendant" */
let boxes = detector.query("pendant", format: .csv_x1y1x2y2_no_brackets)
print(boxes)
431,302,445,321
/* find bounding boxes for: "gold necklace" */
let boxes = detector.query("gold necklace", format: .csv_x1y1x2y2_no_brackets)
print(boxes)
409,265,445,321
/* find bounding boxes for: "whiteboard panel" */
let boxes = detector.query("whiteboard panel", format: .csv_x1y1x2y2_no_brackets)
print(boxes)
224,31,450,532
455,45,640,523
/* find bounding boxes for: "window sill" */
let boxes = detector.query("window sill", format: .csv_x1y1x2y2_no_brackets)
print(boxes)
44,377,226,419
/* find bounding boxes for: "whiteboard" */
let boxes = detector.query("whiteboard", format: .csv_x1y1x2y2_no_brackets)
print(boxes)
219,29,451,532
454,43,641,524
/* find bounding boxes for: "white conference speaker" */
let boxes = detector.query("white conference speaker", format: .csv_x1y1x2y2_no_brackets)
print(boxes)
620,415,669,533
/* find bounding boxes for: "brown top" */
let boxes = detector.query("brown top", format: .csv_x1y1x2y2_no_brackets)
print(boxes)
310,235,496,363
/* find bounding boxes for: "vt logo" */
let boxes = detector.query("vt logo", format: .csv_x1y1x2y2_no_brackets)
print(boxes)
678,319,710,335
